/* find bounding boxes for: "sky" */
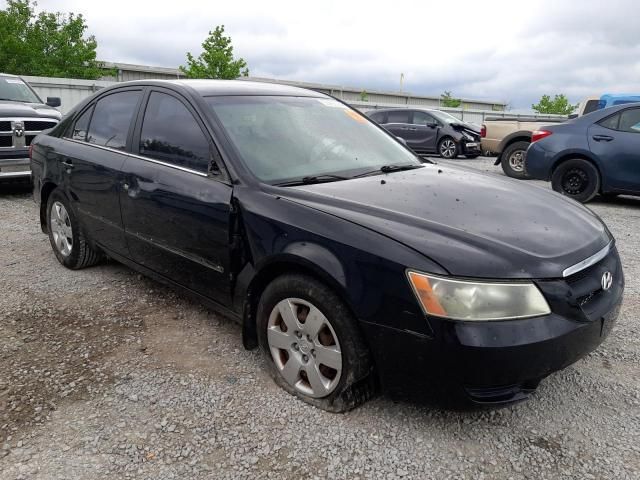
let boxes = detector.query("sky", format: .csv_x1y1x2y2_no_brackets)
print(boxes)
18,0,640,109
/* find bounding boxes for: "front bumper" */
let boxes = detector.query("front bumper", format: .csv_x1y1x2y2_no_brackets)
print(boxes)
362,248,624,406
460,141,482,155
0,155,31,179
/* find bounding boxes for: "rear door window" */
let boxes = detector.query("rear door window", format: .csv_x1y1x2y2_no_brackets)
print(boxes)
412,111,437,126
368,111,386,123
87,90,141,150
386,111,409,124
618,108,640,133
138,91,210,172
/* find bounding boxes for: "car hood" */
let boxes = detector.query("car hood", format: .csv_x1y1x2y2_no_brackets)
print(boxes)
280,165,610,279
0,101,61,120
451,122,481,136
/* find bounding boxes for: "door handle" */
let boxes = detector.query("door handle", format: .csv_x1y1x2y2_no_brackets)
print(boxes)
592,135,613,142
407,127,418,131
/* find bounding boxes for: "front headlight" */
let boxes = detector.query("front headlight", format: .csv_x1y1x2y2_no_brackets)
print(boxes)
407,271,551,321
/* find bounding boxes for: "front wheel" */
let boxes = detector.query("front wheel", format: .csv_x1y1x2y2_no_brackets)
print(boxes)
257,274,375,412
500,141,530,179
551,159,600,203
438,138,459,159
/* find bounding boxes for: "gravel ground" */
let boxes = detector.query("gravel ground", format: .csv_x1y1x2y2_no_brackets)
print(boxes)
1,158,639,480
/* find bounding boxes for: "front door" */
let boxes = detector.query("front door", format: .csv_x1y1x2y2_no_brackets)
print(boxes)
61,88,143,255
406,111,440,152
120,89,233,306
588,107,640,193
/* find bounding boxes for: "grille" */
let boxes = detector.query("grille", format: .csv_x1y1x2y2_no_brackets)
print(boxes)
565,249,621,321
0,136,12,147
0,121,11,132
24,120,57,131
26,135,36,146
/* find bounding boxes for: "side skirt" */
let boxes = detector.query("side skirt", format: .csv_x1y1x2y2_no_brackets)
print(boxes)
99,244,243,324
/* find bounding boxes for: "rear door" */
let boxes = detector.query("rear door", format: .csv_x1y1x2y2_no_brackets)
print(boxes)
406,111,439,152
381,110,411,139
120,88,233,306
588,107,640,193
61,88,143,255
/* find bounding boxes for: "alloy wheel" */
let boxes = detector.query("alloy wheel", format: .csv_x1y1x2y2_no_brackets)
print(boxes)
440,139,456,158
267,298,342,398
50,201,73,257
508,150,525,172
562,168,588,195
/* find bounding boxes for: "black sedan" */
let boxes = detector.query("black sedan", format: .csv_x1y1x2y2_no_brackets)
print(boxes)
526,103,640,203
30,80,623,411
367,108,482,159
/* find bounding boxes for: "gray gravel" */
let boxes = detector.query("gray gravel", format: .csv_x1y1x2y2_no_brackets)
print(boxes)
1,159,639,479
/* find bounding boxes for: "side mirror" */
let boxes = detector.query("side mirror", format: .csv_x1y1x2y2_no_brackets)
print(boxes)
46,97,61,108
396,136,407,146
427,122,438,129
568,113,578,119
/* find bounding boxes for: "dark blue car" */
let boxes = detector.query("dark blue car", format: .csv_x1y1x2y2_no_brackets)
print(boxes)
526,103,640,203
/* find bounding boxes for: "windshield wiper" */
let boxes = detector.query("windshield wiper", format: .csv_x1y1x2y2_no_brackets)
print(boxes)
273,173,350,187
352,163,424,178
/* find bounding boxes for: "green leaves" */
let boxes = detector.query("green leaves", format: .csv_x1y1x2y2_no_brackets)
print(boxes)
532,94,577,115
440,91,461,108
179,25,249,79
0,0,106,79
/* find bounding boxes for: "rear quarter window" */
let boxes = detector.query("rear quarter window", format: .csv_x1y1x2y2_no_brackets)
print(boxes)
386,111,409,124
598,113,620,130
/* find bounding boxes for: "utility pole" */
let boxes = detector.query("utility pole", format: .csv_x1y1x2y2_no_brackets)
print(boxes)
400,73,404,92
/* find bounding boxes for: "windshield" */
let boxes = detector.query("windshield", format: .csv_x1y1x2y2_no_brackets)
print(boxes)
206,95,421,184
431,110,462,124
0,77,41,103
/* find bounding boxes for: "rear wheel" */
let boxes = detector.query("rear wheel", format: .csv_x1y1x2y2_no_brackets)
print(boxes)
551,159,600,203
47,189,102,269
438,138,459,159
500,141,530,179
257,274,375,412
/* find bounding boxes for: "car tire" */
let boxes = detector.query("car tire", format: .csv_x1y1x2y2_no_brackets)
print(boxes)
501,141,531,179
257,274,376,412
438,137,459,159
551,159,600,203
47,188,102,269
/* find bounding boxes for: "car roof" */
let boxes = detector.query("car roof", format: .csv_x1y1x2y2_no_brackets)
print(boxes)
112,79,327,98
0,72,20,78
371,107,437,113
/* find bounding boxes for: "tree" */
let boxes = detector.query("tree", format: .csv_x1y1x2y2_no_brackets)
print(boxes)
359,90,368,102
0,0,107,79
180,25,249,79
440,91,461,108
532,94,577,115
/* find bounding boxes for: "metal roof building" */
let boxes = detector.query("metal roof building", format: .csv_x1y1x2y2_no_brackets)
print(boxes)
98,61,507,111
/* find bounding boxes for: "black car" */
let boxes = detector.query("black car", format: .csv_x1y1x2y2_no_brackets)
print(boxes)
31,80,623,412
367,108,482,159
